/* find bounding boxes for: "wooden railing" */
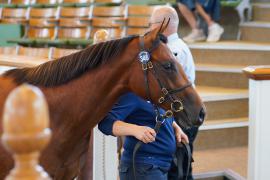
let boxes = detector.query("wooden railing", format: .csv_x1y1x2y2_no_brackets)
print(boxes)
243,66,270,80
1,84,52,179
0,54,47,68
243,66,270,180
0,28,111,69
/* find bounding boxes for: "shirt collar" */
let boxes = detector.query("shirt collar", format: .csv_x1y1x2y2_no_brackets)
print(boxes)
167,33,179,42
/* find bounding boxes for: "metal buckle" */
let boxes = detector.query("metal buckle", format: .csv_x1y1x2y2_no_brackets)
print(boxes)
164,110,173,118
161,88,168,95
171,100,184,112
147,61,153,69
142,63,148,70
155,115,166,124
158,97,165,104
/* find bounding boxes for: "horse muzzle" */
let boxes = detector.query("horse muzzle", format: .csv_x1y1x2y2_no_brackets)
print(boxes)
196,107,206,126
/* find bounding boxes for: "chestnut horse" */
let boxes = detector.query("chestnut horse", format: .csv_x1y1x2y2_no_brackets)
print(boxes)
0,20,205,179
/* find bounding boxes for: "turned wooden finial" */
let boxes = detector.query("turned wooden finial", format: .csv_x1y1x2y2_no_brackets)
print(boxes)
1,84,51,180
93,29,110,44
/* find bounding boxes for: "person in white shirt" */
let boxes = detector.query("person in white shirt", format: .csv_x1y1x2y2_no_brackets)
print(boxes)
167,33,195,84
149,6,195,84
149,6,199,180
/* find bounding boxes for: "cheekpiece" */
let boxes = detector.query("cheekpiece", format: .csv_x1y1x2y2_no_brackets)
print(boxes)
138,51,150,64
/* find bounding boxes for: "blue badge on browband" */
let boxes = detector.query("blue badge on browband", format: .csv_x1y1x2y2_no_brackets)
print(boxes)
138,51,150,63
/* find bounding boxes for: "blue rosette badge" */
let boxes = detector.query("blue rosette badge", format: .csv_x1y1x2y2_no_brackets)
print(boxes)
138,51,150,64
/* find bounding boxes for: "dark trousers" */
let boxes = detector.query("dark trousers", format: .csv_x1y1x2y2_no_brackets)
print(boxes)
168,127,199,180
119,162,169,180
178,0,221,21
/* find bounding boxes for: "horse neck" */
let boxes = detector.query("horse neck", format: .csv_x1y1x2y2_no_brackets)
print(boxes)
43,38,139,133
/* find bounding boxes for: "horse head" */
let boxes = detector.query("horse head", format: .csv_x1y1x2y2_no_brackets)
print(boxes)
128,19,206,129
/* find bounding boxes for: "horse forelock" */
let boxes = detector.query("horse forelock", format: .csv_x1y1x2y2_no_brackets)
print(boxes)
3,35,138,87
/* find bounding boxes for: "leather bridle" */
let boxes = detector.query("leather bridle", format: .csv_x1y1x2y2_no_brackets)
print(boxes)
138,35,192,119
132,35,192,180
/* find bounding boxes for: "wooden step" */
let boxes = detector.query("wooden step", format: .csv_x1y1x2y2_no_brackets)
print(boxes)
196,64,244,73
200,117,248,130
195,124,248,150
190,41,270,66
196,68,248,89
197,86,248,120
194,170,245,180
253,3,270,22
240,22,270,43
195,87,248,151
198,86,248,101
203,98,248,121
193,146,248,178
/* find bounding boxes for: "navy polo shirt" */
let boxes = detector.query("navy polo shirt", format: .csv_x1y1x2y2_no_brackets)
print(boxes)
98,92,176,168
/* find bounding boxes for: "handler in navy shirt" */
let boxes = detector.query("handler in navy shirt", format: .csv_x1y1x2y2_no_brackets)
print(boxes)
98,6,195,180
98,92,188,179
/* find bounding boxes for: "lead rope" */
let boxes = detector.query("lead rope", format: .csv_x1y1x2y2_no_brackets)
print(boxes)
132,116,164,180
176,142,192,180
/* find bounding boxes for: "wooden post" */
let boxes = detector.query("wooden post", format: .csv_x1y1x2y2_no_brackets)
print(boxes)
1,84,51,180
243,66,270,180
93,29,110,44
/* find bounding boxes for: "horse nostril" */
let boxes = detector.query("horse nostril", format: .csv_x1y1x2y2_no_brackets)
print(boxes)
198,108,205,125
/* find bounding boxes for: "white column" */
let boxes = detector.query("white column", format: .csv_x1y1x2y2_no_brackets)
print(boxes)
248,80,270,180
93,126,118,180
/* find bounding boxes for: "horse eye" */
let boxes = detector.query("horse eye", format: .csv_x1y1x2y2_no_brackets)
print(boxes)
163,62,173,70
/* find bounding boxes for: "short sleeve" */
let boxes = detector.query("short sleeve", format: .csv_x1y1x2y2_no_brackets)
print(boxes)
181,47,195,84
167,39,195,84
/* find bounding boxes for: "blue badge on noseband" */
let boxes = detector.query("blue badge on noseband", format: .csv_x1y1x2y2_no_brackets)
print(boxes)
138,51,150,63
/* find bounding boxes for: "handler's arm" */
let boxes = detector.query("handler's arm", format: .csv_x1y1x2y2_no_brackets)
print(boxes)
112,120,156,143
98,94,138,136
98,93,156,143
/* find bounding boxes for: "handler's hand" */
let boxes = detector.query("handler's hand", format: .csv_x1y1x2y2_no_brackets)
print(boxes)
174,123,189,144
133,126,156,144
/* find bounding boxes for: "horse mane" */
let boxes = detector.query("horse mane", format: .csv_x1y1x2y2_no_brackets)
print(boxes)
3,35,138,87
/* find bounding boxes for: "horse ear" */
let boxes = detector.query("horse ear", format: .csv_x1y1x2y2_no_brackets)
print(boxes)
157,18,166,33
159,18,170,34
148,18,170,40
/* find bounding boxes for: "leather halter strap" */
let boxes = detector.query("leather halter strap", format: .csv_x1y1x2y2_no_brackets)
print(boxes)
169,83,192,95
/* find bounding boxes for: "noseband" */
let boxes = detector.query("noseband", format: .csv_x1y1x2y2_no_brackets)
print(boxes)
132,35,192,180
